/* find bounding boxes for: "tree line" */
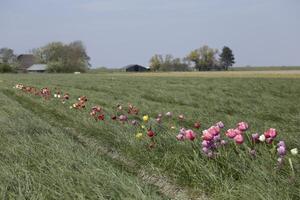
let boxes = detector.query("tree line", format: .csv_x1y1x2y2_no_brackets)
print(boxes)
0,41,90,73
1,43,235,73
149,45,235,71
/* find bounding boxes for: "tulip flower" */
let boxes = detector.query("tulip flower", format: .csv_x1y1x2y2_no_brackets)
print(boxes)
170,126,176,130
277,141,286,148
202,147,209,154
237,122,248,131
202,130,213,141
136,133,143,139
249,149,256,157
185,129,196,141
291,148,298,155
226,129,237,139
165,112,172,117
156,118,161,123
220,140,227,146
157,113,163,118
216,121,224,129
202,140,211,148
234,134,244,144
176,134,185,141
98,114,105,121
277,146,286,156
259,134,266,142
264,128,277,138
178,114,184,120
194,122,201,129
251,133,259,142
111,115,117,120
147,130,155,137
119,115,128,122
131,120,138,125
143,115,149,122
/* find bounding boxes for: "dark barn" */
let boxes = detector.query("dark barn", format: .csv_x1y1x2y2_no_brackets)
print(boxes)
125,64,149,72
17,54,36,72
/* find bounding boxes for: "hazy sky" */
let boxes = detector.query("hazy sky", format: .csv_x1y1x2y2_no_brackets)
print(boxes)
1,0,299,68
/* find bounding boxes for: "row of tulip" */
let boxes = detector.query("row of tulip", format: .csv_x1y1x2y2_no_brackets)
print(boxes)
13,84,298,169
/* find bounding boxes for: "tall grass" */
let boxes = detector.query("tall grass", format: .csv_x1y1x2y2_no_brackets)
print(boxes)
0,73,299,199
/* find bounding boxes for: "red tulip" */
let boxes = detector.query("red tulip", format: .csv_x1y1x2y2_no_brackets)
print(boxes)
147,130,155,137
185,129,196,141
194,122,201,129
98,114,105,120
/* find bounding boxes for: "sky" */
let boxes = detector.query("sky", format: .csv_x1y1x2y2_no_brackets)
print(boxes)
0,0,299,68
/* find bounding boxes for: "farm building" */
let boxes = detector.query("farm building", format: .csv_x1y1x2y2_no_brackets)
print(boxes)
17,54,36,72
124,64,149,72
27,64,47,73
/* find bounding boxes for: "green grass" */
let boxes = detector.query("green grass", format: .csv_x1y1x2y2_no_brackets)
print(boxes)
0,73,299,199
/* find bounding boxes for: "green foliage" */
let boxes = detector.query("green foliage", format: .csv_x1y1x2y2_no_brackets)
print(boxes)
149,54,189,71
220,46,235,70
0,47,16,64
0,63,13,73
186,45,219,71
32,41,90,73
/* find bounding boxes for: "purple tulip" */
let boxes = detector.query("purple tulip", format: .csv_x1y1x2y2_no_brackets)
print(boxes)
216,121,224,129
249,149,256,157
202,147,209,154
251,133,259,142
202,140,210,148
220,140,227,146
277,146,286,156
277,141,285,148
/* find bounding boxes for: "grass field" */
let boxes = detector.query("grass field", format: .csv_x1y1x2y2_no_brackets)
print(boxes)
0,71,299,199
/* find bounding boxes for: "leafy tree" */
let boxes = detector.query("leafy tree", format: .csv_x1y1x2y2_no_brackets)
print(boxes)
0,48,16,64
0,63,13,73
149,54,189,71
32,41,90,73
220,46,235,70
149,54,163,71
186,45,219,71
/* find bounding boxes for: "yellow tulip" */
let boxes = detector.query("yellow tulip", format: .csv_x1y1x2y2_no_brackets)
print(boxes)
143,115,149,122
136,133,143,139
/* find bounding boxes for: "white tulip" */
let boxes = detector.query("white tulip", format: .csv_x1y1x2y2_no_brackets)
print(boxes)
291,148,298,155
259,135,266,142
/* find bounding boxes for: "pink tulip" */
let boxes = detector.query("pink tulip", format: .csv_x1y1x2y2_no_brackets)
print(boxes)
237,122,248,131
156,118,161,123
226,129,237,138
185,129,196,141
119,115,128,122
202,130,213,141
264,128,277,138
176,134,184,141
208,126,220,136
234,128,243,135
234,134,244,144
